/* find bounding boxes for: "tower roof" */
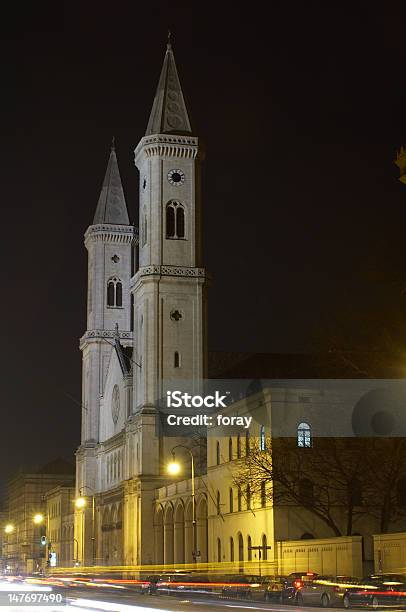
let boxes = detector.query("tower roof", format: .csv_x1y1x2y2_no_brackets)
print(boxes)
145,38,192,136
93,141,130,225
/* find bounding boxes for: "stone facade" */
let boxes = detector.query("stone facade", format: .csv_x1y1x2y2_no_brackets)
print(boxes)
44,486,75,567
75,41,207,567
4,461,74,573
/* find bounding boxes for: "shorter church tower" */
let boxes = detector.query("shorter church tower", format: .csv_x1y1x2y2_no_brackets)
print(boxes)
77,141,134,496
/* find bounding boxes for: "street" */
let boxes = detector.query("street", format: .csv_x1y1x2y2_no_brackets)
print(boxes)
0,580,338,612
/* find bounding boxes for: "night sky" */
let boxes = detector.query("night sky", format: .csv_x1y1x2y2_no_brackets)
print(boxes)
1,2,406,495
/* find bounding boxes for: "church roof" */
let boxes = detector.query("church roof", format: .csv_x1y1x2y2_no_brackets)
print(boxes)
35,458,75,475
208,350,406,380
93,142,130,225
145,39,192,136
113,325,133,376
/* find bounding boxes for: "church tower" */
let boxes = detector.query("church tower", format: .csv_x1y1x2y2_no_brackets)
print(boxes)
77,141,134,493
132,38,207,412
121,39,208,565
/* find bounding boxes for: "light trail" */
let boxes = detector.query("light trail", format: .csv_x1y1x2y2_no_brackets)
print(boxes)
69,598,172,611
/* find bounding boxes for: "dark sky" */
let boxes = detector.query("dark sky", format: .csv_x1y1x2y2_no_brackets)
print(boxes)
1,1,406,492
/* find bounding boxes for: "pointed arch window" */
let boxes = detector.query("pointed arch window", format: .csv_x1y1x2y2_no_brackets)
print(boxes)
230,537,234,562
107,277,123,308
237,488,242,512
297,422,312,447
229,488,234,513
217,538,222,563
228,437,233,461
246,484,251,510
177,205,185,238
166,201,186,239
174,351,181,368
247,535,252,561
238,533,244,562
237,434,241,459
216,441,221,465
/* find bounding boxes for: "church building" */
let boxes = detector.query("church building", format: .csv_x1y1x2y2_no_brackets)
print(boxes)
75,39,406,574
75,38,208,566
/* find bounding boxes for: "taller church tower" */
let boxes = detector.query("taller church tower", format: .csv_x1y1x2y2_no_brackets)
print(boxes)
132,38,207,412
121,39,208,564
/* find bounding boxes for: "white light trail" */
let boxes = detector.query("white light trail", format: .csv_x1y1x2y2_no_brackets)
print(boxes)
70,598,171,612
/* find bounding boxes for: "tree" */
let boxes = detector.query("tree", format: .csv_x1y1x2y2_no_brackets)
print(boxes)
234,435,406,536
361,438,406,533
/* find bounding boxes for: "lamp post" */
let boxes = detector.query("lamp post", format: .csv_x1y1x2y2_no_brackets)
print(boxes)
73,538,79,566
75,487,95,566
32,514,45,571
167,445,197,563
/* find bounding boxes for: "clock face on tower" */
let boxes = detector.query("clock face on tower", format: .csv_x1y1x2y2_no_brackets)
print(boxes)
167,169,185,186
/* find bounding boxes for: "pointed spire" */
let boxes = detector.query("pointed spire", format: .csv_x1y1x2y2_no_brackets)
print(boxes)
145,37,192,136
93,143,130,225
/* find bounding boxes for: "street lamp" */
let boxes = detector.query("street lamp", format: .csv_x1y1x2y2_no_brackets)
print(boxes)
4,524,14,534
167,445,197,563
33,514,44,525
32,514,46,571
74,497,86,509
74,487,95,566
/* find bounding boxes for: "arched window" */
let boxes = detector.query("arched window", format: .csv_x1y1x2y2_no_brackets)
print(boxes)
229,488,233,513
298,478,314,506
166,205,175,238
216,441,220,465
238,533,244,562
237,488,242,512
246,430,250,456
107,281,115,306
176,206,185,238
106,277,123,308
246,484,251,510
261,481,266,508
216,491,221,515
116,282,122,307
217,538,222,563
247,535,252,561
174,351,180,368
397,478,406,507
166,202,186,239
260,425,266,451
237,434,241,458
297,422,312,447
228,437,233,461
262,534,268,560
350,478,363,506
230,537,234,562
